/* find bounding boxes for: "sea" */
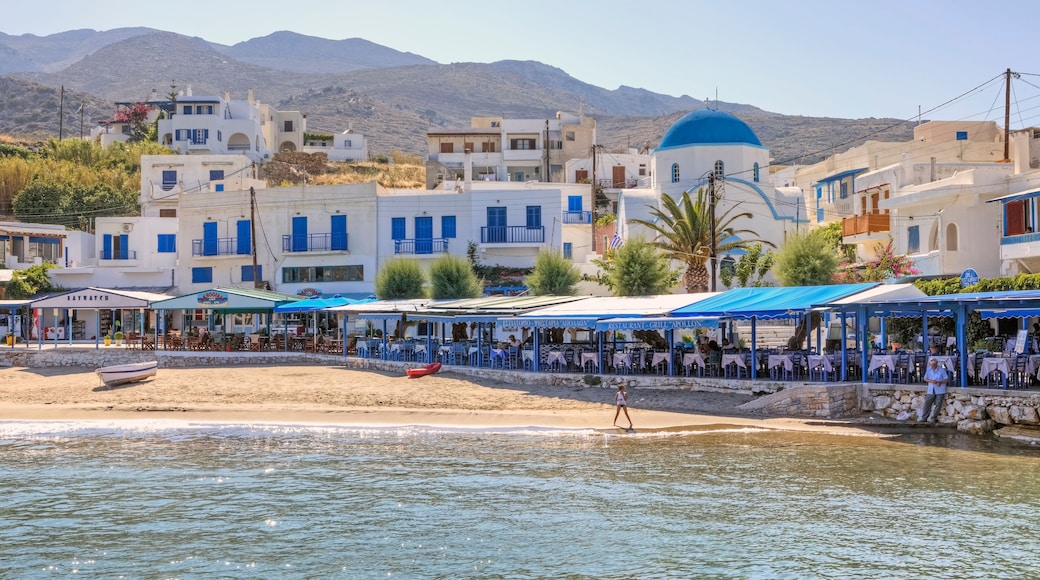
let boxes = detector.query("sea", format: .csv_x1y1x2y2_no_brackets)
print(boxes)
2,420,1040,579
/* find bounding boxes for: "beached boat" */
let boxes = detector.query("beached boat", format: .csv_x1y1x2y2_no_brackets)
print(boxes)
96,360,159,387
406,362,441,379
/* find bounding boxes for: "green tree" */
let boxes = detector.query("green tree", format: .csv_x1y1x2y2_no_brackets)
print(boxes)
526,250,580,295
719,242,775,288
3,263,62,299
773,228,839,286
375,258,426,300
632,188,772,293
593,236,678,296
13,180,138,229
429,254,481,299
12,180,72,225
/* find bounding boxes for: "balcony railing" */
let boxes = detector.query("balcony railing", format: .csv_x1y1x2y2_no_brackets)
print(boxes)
282,233,349,253
395,238,449,255
480,225,545,244
842,213,890,237
595,178,638,189
98,250,138,260
562,211,592,224
191,237,241,256
1000,232,1040,245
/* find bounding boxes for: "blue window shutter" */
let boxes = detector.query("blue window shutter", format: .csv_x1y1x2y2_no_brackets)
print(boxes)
242,265,262,282
391,217,406,240
157,234,176,253
956,131,968,141
567,196,582,212
102,234,112,260
118,234,128,260
203,222,218,256
563,242,572,259
162,170,177,191
236,220,251,254
526,206,541,228
908,226,920,254
292,216,308,252
191,267,213,283
331,214,348,250
441,215,456,239
209,170,224,180
183,105,191,115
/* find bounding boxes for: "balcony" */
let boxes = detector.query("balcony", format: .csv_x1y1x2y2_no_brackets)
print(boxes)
191,237,241,256
480,226,545,245
562,211,592,224
842,213,890,238
282,233,349,253
395,238,449,255
999,232,1040,262
596,178,639,189
98,250,138,261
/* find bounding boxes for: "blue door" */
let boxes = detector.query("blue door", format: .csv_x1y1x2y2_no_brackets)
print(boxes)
292,216,308,252
331,215,347,251
487,207,507,243
415,216,433,254
203,222,218,256
236,220,251,255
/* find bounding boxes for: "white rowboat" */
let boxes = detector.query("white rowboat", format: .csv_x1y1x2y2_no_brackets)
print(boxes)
96,361,158,387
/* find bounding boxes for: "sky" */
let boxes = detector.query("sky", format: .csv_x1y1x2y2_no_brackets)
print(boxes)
5,0,1040,124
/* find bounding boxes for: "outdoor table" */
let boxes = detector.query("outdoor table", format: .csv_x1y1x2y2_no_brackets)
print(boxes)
613,351,632,370
721,353,746,368
807,354,834,373
1026,354,1040,380
651,352,671,368
682,352,705,368
490,348,508,366
546,351,567,368
768,354,796,372
580,352,600,372
522,350,535,364
929,355,958,369
977,357,1011,379
868,354,897,374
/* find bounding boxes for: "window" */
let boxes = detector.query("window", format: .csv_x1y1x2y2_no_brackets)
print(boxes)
195,105,213,115
563,242,572,260
162,170,177,191
510,138,536,150
671,163,680,183
946,223,958,251
182,105,192,115
241,265,262,282
753,162,760,183
956,131,968,141
565,131,575,141
209,170,224,181
464,142,474,153
159,209,177,218
441,215,456,239
567,196,583,212
217,130,222,142
283,120,294,132
281,265,363,283
440,142,454,154
157,234,176,253
714,160,725,176
482,141,495,153
907,225,920,254
192,267,213,283
526,206,542,229
575,169,588,183
638,164,646,176
391,217,406,240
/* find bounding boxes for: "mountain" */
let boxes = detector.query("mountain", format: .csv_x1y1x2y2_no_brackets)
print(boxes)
0,28,156,72
218,31,436,73
0,28,918,163
0,77,113,139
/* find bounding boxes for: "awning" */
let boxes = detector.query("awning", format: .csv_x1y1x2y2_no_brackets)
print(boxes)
814,167,868,185
273,296,367,313
505,293,718,330
986,189,1040,204
670,283,878,319
31,287,174,310
150,287,301,311
594,316,718,332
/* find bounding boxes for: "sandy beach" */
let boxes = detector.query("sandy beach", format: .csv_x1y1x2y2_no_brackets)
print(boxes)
0,364,863,433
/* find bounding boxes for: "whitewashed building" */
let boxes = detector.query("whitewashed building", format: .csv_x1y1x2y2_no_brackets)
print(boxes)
302,127,369,162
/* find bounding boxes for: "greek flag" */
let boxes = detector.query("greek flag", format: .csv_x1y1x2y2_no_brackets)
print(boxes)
609,232,624,249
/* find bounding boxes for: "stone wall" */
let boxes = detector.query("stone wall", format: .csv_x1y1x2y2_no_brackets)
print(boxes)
862,385,1040,434
737,384,860,418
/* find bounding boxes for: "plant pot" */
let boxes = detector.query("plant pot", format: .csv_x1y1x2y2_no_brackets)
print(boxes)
226,346,233,352
5,336,12,346
104,338,111,346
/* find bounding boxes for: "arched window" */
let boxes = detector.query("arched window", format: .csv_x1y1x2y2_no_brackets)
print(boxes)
671,163,680,183
753,162,760,182
946,223,958,251
714,160,725,176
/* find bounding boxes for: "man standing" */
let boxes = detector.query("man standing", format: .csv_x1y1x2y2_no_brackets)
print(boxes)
920,359,949,423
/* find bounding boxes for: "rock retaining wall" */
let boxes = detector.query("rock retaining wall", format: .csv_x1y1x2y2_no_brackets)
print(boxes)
862,385,1040,434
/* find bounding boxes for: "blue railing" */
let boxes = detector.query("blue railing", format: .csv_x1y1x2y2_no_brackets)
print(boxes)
395,238,449,255
281,233,349,252
98,250,138,260
1000,232,1040,245
562,211,592,224
480,226,545,244
191,238,240,256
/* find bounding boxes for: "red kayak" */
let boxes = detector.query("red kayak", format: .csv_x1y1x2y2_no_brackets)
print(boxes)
406,362,442,379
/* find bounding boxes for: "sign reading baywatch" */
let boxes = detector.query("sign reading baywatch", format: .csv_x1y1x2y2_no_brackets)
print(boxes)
197,291,229,306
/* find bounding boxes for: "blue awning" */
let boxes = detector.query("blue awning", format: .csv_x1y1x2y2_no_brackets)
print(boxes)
814,168,868,185
594,316,718,332
500,316,603,329
670,283,878,319
986,189,1040,204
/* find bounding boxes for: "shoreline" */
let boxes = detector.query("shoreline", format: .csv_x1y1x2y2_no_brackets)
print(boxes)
0,365,879,436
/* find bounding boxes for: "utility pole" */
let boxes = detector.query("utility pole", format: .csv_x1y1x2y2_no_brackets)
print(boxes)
709,171,718,292
58,85,64,141
544,119,550,182
250,187,261,288
1004,67,1012,162
591,145,598,253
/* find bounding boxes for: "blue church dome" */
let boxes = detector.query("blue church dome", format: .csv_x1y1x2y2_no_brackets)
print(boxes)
657,109,761,149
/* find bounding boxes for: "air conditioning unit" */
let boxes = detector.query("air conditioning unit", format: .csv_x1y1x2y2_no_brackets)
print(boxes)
121,223,134,233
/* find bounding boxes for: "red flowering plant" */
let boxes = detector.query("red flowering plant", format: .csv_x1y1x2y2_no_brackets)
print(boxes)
108,102,154,142
834,239,919,283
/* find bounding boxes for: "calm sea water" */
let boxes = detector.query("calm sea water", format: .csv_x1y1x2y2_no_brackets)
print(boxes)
2,421,1040,579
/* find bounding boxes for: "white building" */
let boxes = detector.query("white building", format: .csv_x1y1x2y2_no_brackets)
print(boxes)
48,216,178,290
617,108,804,286
139,154,266,218
302,127,369,162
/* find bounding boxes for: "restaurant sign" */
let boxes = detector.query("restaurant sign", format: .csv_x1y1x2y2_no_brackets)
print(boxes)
197,291,229,305
299,288,322,297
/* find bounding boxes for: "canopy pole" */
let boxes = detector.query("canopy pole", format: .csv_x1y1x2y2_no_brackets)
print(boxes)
533,328,541,373
956,304,968,387
750,318,757,380
666,329,674,376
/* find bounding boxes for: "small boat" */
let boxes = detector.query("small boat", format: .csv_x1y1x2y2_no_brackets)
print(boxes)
96,360,159,387
406,362,442,379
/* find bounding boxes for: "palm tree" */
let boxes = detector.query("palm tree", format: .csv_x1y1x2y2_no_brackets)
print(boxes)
632,187,773,293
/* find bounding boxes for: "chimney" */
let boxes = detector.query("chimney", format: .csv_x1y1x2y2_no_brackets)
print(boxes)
185,84,192,96
224,90,231,102
247,88,255,104
930,157,936,182
464,149,473,193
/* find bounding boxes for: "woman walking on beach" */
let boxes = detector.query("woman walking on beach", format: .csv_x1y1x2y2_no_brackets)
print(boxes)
614,384,633,430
